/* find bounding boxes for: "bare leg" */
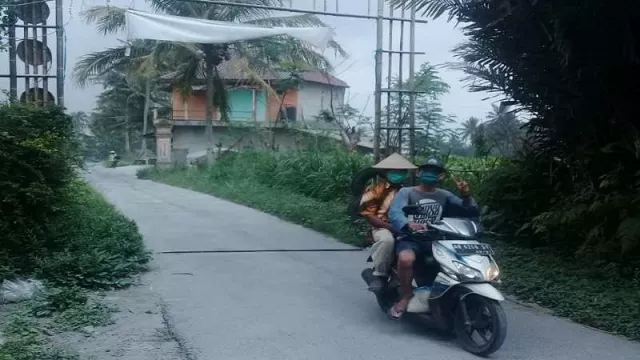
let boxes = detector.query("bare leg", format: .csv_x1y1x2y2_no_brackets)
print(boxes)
389,250,415,319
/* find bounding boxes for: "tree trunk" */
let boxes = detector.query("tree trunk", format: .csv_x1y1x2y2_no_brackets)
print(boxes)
124,123,130,154
141,77,151,154
271,90,288,150
326,76,353,149
205,48,215,163
124,104,131,153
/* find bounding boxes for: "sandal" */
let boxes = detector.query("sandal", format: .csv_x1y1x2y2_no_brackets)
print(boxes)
388,298,410,320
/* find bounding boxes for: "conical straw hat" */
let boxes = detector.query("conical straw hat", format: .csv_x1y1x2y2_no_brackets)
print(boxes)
372,153,417,170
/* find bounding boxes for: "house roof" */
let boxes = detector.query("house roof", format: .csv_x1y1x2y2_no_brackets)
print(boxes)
214,57,348,87
162,57,348,88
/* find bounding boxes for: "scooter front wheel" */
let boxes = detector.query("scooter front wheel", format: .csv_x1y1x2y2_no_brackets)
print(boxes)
454,294,507,357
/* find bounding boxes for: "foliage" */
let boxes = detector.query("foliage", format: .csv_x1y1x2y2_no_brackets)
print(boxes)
0,105,150,286
176,149,373,202
33,180,151,289
390,0,640,275
87,71,169,156
382,62,454,156
0,309,79,360
0,105,79,266
0,106,149,359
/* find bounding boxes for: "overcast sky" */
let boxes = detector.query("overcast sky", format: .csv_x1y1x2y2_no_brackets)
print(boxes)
0,0,498,124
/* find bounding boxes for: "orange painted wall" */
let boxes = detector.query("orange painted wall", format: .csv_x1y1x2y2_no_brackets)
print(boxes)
267,89,298,122
171,87,298,122
172,90,216,121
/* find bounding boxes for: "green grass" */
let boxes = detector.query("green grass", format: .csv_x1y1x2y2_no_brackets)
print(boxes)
141,152,640,341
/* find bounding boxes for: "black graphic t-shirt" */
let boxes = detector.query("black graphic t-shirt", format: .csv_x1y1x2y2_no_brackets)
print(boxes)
388,187,479,232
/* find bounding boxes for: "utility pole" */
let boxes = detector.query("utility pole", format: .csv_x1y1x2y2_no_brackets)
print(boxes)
56,0,64,107
373,0,384,162
408,3,417,163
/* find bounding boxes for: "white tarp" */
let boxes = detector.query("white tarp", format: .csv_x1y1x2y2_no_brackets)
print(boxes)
125,9,332,50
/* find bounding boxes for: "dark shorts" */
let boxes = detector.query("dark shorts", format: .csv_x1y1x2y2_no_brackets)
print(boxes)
395,238,432,255
395,237,438,286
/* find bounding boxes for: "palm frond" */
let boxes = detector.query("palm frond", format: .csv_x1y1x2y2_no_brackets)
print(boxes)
73,46,129,87
387,0,463,21
245,13,328,27
81,5,127,35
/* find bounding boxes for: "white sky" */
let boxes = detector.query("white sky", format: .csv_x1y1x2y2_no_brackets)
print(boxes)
0,0,500,124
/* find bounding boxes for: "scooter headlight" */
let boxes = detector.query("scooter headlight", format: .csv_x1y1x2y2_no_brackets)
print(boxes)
487,264,500,281
452,261,483,281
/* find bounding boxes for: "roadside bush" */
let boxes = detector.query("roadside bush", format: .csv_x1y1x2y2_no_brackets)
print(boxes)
35,180,151,289
0,105,79,267
481,155,640,280
0,104,149,288
187,150,372,202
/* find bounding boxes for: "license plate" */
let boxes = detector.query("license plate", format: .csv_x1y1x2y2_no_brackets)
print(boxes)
451,243,494,256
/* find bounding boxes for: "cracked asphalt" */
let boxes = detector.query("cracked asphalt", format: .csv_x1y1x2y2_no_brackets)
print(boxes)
85,165,640,360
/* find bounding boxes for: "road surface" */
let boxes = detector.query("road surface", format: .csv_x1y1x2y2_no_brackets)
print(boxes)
86,165,640,360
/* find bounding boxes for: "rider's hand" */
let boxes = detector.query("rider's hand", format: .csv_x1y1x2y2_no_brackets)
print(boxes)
454,178,470,196
407,222,427,232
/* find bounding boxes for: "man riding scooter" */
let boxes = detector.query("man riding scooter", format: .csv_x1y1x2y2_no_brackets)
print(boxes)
386,158,480,319
359,153,417,293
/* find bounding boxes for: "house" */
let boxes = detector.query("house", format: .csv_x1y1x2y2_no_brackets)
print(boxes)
166,58,379,155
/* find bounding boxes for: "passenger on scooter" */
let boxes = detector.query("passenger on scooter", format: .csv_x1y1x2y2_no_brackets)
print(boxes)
386,158,480,319
359,153,417,293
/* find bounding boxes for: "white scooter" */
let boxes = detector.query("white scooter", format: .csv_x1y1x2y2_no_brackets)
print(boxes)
361,205,507,357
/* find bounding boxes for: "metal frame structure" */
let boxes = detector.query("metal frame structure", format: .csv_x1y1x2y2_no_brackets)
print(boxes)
193,0,423,163
2,0,65,107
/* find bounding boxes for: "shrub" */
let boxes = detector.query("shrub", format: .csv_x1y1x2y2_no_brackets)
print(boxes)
179,150,373,202
480,155,640,279
35,180,151,289
0,105,79,266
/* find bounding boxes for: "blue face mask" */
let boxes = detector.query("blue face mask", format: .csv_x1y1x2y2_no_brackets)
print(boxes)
419,171,440,185
386,171,408,184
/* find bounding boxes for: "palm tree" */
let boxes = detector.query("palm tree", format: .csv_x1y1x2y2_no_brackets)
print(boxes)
73,39,171,154
458,116,480,143
77,2,347,160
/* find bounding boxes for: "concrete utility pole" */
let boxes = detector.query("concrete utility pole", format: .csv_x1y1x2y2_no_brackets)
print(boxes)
56,0,64,107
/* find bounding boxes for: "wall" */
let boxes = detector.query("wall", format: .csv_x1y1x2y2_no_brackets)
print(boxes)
172,126,313,154
170,126,374,156
297,83,346,123
172,90,213,121
267,88,298,122
172,87,299,123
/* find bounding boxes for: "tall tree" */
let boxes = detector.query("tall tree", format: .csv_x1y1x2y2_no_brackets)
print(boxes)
458,116,480,143
73,39,173,155
388,0,640,269
79,2,347,160
383,62,452,157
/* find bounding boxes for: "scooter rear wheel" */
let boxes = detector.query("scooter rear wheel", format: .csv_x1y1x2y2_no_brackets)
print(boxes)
454,295,507,357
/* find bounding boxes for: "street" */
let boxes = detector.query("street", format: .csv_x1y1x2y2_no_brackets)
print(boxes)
86,165,640,360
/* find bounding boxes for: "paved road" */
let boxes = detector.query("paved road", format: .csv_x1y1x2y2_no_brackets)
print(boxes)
86,165,640,360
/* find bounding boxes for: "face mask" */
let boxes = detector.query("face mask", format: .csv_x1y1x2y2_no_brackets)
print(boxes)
419,171,440,185
386,171,408,184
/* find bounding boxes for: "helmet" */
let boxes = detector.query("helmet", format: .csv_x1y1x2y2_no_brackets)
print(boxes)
110,151,116,154
419,158,445,173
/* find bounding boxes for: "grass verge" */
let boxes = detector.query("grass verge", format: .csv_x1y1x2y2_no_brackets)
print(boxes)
141,163,640,341
0,180,150,358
